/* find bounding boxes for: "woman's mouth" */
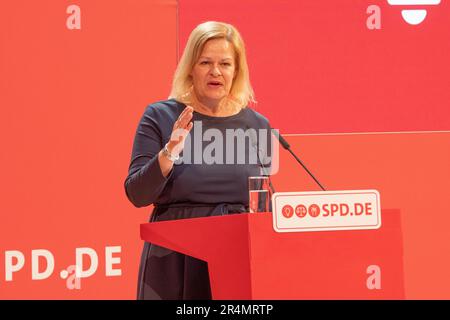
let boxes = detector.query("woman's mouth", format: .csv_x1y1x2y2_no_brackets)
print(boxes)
207,81,223,88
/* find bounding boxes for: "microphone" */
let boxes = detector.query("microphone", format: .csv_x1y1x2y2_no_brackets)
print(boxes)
271,129,326,191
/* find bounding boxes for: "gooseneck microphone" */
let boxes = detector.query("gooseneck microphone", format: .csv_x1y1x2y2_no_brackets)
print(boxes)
271,129,326,191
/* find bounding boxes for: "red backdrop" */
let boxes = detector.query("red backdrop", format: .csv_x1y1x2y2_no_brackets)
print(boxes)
0,0,177,299
179,0,450,133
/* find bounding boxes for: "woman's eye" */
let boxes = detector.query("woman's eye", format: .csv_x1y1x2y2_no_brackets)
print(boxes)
200,61,209,65
221,63,231,66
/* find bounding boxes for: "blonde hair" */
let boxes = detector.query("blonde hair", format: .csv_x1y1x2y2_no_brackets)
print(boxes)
169,21,255,108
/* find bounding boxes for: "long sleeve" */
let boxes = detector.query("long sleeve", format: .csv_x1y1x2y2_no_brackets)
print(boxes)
124,105,172,208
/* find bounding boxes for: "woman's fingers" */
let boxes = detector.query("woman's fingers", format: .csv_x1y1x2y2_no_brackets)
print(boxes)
174,107,193,131
186,121,193,132
178,106,193,122
179,112,193,129
168,107,194,151
179,107,193,128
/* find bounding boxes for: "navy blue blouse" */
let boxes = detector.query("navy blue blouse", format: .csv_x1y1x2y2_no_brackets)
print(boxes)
125,99,272,209
124,99,272,299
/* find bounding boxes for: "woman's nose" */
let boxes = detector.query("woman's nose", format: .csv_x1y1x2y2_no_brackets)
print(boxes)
210,65,221,76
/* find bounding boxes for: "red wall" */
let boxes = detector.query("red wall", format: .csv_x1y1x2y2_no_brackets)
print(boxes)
179,0,450,133
0,0,177,299
274,132,450,298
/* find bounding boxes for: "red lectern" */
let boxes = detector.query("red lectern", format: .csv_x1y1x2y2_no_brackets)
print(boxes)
140,209,404,299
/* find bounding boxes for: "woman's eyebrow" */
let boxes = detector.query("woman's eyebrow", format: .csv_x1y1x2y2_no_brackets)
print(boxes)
198,56,234,61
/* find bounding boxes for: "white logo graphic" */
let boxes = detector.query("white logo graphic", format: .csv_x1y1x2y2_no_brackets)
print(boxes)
387,0,441,25
272,190,382,233
3,246,122,289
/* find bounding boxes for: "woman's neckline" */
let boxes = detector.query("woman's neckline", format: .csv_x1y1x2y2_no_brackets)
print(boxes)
175,99,246,120
192,108,245,120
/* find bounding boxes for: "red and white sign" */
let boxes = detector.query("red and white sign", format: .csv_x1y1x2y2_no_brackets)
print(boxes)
272,190,381,233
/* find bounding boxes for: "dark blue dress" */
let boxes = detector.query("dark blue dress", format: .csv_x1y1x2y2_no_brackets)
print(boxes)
124,99,272,300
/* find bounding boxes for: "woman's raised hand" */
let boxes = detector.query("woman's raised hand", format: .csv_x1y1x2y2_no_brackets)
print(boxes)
167,105,194,157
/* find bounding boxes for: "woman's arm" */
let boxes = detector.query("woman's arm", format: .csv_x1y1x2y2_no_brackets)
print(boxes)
124,106,168,208
124,105,193,207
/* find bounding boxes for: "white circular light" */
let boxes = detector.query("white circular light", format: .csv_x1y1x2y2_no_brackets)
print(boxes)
401,9,427,25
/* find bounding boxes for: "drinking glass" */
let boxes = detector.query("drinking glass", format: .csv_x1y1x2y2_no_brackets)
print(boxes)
248,176,271,213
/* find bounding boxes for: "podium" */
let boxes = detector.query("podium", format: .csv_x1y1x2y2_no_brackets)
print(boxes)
140,209,404,299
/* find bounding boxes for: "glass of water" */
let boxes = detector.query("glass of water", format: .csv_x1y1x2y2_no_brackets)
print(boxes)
248,176,271,213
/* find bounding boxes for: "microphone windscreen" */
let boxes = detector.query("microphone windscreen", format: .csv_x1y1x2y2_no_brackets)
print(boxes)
271,128,290,150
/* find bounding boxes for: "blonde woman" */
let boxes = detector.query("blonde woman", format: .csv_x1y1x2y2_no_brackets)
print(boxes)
125,21,272,300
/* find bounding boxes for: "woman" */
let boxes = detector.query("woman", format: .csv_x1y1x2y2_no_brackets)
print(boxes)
124,21,272,300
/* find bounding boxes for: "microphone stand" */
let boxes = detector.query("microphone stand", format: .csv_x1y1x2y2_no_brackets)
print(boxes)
271,129,326,191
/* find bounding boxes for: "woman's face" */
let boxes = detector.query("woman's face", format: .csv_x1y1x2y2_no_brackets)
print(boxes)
190,38,237,107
